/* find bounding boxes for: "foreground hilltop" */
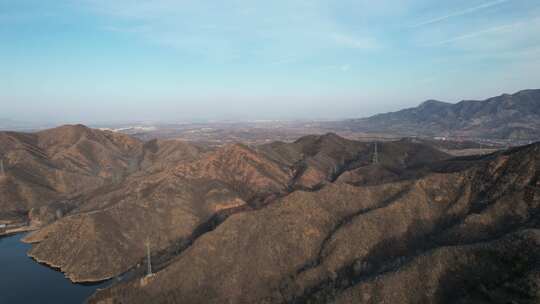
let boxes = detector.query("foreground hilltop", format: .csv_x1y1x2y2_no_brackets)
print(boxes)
0,125,142,224
337,89,540,140
0,125,213,229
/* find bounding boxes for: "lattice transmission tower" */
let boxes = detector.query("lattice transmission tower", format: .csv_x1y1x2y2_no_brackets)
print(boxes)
372,142,379,165
146,238,153,276
0,158,5,177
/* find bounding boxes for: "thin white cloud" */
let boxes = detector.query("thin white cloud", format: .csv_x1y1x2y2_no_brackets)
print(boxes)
0,11,57,23
84,0,383,62
101,25,150,34
428,16,540,46
340,64,351,72
430,22,516,45
268,56,299,66
331,33,379,50
320,64,352,72
412,0,509,27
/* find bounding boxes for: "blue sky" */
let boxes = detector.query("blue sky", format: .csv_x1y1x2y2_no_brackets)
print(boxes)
1,0,540,123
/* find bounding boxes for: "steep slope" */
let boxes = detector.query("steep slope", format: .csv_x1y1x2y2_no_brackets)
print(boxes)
35,124,143,189
0,125,143,223
22,143,293,282
138,139,210,173
341,89,540,140
258,133,369,189
21,132,452,284
258,133,449,189
89,142,540,304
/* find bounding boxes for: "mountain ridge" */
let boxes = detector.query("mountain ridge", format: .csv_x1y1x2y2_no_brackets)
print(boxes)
1,124,539,304
89,141,540,304
1,126,450,284
337,89,540,140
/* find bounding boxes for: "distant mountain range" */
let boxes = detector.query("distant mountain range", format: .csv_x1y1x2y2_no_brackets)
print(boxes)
2,89,539,144
335,89,540,140
0,118,50,131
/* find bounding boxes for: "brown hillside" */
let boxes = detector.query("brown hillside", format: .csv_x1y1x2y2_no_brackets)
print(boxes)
0,125,142,220
88,142,539,304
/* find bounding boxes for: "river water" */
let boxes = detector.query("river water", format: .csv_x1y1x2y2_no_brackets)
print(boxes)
0,233,109,304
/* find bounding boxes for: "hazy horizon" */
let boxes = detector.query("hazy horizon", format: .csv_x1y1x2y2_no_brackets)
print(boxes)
2,0,540,124
1,87,538,128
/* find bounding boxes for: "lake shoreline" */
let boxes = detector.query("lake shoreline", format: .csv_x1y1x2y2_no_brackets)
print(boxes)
0,233,110,304
0,225,37,237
